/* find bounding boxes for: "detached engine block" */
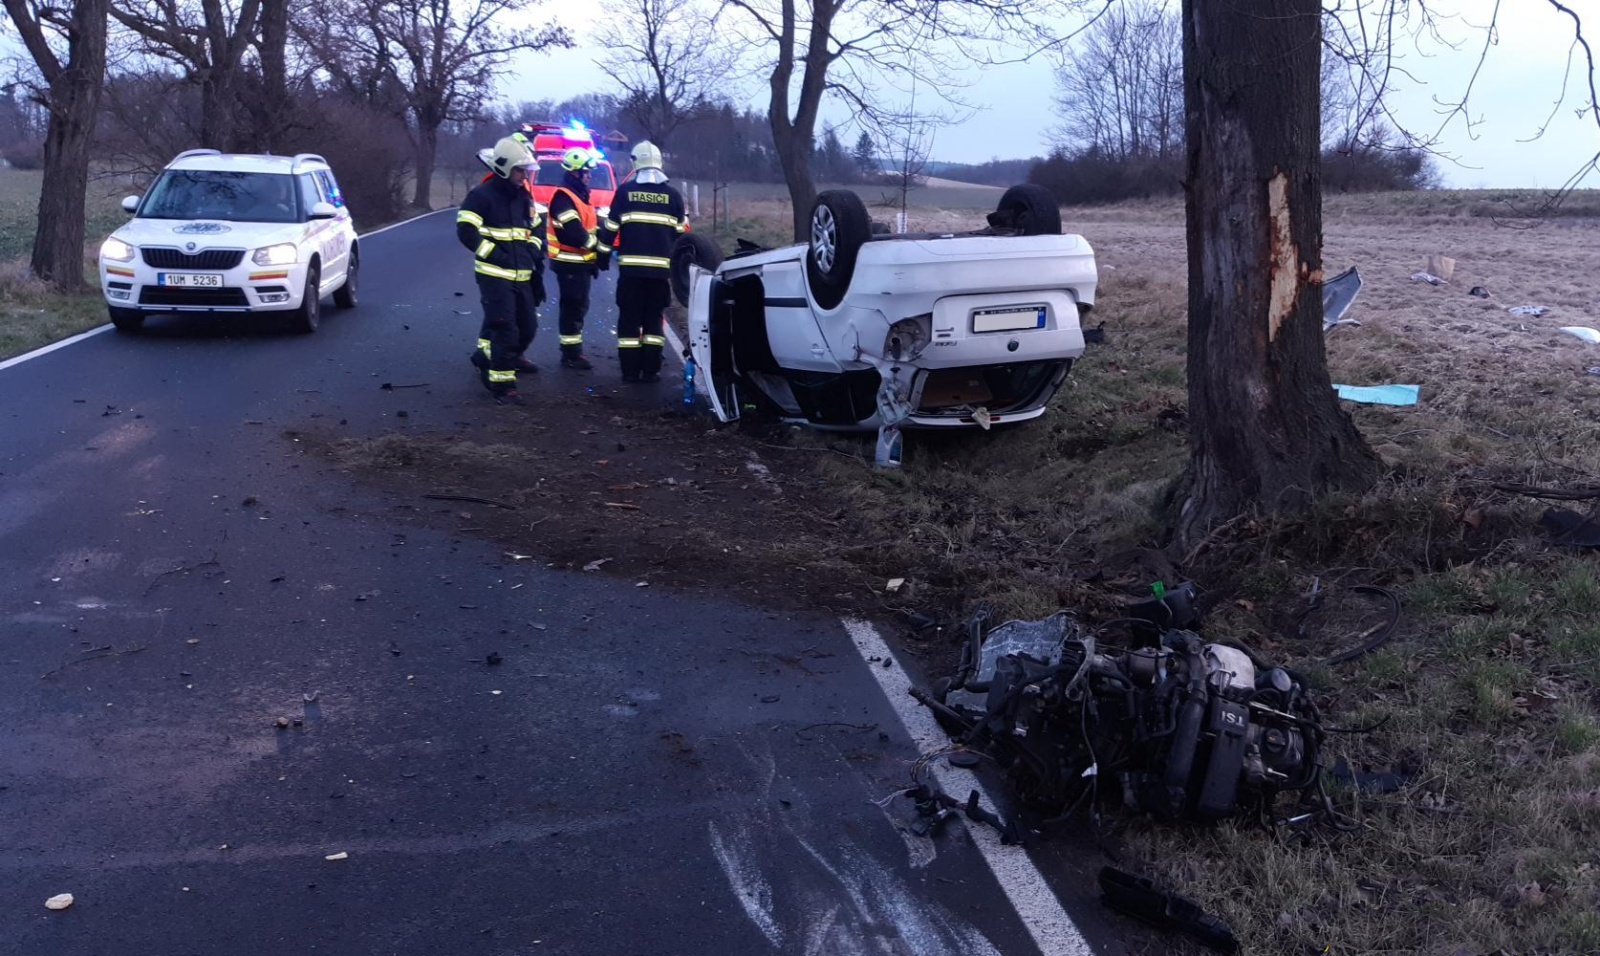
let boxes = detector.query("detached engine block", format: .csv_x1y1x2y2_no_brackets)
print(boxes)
929,608,1325,824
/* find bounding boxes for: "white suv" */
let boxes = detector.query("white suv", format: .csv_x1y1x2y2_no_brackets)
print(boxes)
98,149,359,334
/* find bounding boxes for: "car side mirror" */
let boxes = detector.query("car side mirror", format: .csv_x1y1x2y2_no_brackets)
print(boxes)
121,195,140,214
309,201,338,220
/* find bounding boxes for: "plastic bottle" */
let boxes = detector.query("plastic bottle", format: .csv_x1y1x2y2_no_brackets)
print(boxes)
682,357,697,406
874,423,903,469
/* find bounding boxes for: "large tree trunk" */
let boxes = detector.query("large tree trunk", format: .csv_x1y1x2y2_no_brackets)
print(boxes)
27,0,108,292
412,120,438,209
256,0,291,152
764,0,832,241
200,73,236,149
771,117,815,242
1174,0,1377,549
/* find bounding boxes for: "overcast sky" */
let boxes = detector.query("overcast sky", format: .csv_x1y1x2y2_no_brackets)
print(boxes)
517,0,1598,189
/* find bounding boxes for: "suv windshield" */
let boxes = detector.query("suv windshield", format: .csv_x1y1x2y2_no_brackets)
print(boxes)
535,159,615,191
139,170,300,223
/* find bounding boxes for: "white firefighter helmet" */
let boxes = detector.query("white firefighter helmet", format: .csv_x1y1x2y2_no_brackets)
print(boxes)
489,136,536,178
630,141,664,171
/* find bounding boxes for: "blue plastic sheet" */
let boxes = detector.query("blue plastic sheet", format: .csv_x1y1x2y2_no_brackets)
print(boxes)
1333,384,1420,406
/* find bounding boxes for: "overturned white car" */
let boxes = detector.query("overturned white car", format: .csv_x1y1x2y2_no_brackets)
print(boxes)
672,185,1099,434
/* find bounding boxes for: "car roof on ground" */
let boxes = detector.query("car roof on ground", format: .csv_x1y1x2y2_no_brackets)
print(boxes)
165,151,330,175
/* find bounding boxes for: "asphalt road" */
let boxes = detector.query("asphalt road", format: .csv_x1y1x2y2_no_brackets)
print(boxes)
0,211,1120,956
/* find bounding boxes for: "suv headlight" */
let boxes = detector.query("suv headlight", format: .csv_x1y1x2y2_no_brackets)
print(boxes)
101,237,136,263
252,243,298,267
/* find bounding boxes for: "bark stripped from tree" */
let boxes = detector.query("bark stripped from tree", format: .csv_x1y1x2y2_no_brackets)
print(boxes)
3,0,109,291
1175,0,1377,549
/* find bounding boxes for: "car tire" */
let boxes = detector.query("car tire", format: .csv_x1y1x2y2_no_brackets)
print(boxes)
333,246,358,309
109,306,144,334
670,233,724,307
806,190,871,310
993,184,1062,236
290,264,321,334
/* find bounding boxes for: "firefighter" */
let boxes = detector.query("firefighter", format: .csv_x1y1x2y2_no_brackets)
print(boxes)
598,141,687,383
547,146,605,370
457,136,546,405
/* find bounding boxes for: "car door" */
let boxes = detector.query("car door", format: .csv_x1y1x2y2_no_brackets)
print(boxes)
301,171,348,288
687,271,737,422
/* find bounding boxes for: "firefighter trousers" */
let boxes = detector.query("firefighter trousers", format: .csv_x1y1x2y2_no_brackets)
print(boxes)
616,275,671,378
472,275,538,396
554,265,593,357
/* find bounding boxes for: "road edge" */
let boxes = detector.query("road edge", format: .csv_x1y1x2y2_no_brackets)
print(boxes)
841,617,1098,956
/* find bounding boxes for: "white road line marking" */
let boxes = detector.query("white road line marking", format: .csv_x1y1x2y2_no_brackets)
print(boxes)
841,617,1097,956
356,207,453,239
0,208,452,374
0,325,113,372
662,321,687,365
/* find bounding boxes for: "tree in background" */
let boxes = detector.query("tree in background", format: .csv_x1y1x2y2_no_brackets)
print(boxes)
851,129,874,179
109,0,286,152
870,99,936,226
814,122,853,182
306,0,571,209
595,0,729,151
1051,0,1181,164
1039,2,1437,205
2,0,109,291
718,0,1081,241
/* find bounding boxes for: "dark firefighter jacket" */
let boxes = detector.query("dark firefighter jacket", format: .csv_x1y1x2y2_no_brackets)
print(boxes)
598,179,688,279
456,175,545,282
547,173,600,269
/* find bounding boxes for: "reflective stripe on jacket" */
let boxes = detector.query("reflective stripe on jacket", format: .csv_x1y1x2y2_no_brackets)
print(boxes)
598,180,688,278
457,177,545,283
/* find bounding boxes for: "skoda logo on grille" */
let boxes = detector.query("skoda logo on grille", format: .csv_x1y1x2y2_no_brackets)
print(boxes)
185,242,196,251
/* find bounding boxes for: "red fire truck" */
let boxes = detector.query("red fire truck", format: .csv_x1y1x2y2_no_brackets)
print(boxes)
522,121,618,216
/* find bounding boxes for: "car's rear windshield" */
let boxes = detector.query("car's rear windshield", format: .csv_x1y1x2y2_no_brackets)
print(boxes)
139,170,300,223
535,159,615,191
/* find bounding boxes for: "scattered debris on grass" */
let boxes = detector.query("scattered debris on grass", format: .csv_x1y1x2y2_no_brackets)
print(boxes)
1333,383,1420,405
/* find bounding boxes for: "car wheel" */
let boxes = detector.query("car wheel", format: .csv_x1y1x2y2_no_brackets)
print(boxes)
670,233,724,307
333,247,358,309
991,184,1062,236
109,306,144,334
291,264,321,334
806,190,870,310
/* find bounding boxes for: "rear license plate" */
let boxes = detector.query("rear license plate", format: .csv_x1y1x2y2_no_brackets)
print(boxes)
158,273,224,288
972,305,1047,333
